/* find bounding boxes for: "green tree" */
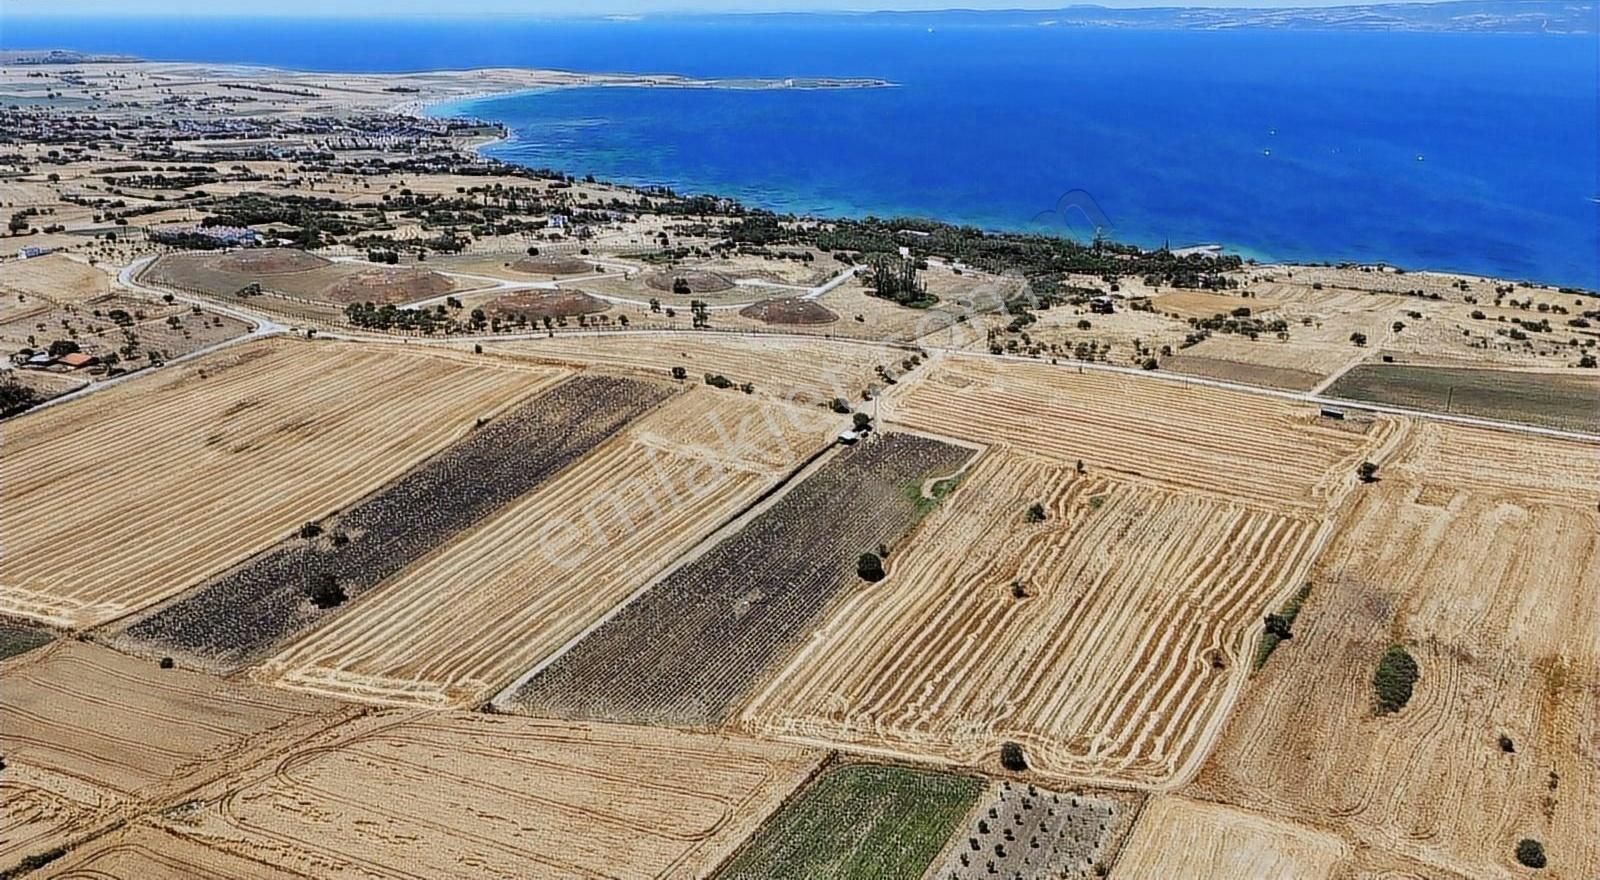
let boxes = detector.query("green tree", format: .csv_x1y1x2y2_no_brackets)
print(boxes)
1373,644,1419,714
1515,839,1546,869
857,552,885,583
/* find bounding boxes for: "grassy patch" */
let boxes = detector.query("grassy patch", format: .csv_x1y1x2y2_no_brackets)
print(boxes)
904,471,966,522
1327,364,1600,433
718,764,983,880
0,623,53,661
1373,644,1420,714
1253,583,1312,671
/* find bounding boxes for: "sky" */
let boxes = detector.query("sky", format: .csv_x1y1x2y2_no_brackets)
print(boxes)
1,0,1442,16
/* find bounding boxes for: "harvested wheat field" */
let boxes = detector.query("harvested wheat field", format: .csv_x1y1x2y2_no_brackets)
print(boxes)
1109,796,1354,880
508,432,975,726
0,253,110,304
163,712,824,880
740,450,1325,787
1188,421,1600,879
117,374,671,671
485,332,894,405
27,821,307,880
259,390,835,707
0,641,340,871
885,354,1392,513
0,339,555,628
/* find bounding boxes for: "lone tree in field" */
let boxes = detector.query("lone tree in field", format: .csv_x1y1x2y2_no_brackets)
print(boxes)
1358,461,1380,483
999,741,1028,772
1372,644,1419,714
299,521,323,540
1263,612,1294,641
857,552,885,583
853,411,872,431
1515,839,1547,869
306,572,347,609
1025,502,1047,523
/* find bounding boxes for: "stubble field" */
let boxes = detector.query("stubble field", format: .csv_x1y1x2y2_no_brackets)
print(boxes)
159,712,825,880
115,373,671,670
739,450,1324,787
0,641,341,872
0,339,552,628
1188,421,1600,878
258,390,835,708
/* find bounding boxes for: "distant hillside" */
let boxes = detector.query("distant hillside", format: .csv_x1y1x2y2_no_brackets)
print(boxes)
730,1,1596,34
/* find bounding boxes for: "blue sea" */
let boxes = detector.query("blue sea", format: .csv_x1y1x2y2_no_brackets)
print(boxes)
5,15,1597,287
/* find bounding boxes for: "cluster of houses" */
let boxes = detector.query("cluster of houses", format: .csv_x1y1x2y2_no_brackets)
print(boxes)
11,349,100,371
149,224,260,247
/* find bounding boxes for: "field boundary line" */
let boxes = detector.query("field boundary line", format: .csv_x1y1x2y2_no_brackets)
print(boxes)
488,438,845,709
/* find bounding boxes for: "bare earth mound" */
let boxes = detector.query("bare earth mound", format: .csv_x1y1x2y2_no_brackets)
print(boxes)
646,268,735,293
484,288,609,321
740,297,839,325
325,266,456,305
511,255,595,275
211,248,330,274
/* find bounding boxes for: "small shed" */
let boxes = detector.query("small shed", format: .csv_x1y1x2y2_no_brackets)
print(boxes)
1320,406,1346,420
25,352,55,368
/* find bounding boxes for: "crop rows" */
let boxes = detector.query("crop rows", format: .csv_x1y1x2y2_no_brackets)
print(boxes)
740,451,1320,787
260,392,835,707
171,713,823,880
0,340,549,627
118,374,674,669
1190,422,1600,879
506,431,974,725
885,354,1387,512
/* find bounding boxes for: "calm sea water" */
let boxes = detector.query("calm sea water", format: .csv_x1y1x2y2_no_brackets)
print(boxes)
6,15,1598,286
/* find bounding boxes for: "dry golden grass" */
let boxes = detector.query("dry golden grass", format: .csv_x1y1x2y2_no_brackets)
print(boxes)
1109,796,1355,879
0,641,340,869
0,339,559,627
1189,422,1600,879
883,353,1393,513
258,390,835,707
166,712,824,880
740,450,1323,787
483,332,893,408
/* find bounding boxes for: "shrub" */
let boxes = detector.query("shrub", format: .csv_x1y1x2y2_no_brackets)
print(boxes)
1515,838,1546,869
999,741,1027,771
298,521,323,540
704,373,733,389
1349,331,1367,346
1358,461,1380,483
158,656,175,669
1373,644,1419,714
857,552,885,582
852,412,872,431
306,572,347,609
1498,733,1515,753
1025,502,1046,523
1254,583,1312,670
830,397,852,414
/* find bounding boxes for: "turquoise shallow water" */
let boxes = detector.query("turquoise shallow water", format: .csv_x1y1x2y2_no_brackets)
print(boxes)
8,15,1598,286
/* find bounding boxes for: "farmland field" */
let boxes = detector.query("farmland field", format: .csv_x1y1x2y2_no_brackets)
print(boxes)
164,712,824,880
1326,362,1600,432
884,354,1391,513
506,432,975,725
1109,796,1354,879
740,450,1325,787
0,621,53,660
27,822,306,880
117,373,673,670
142,251,470,305
0,641,339,871
1188,421,1600,879
716,763,983,880
931,782,1142,880
484,332,896,407
260,390,836,707
0,339,554,628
